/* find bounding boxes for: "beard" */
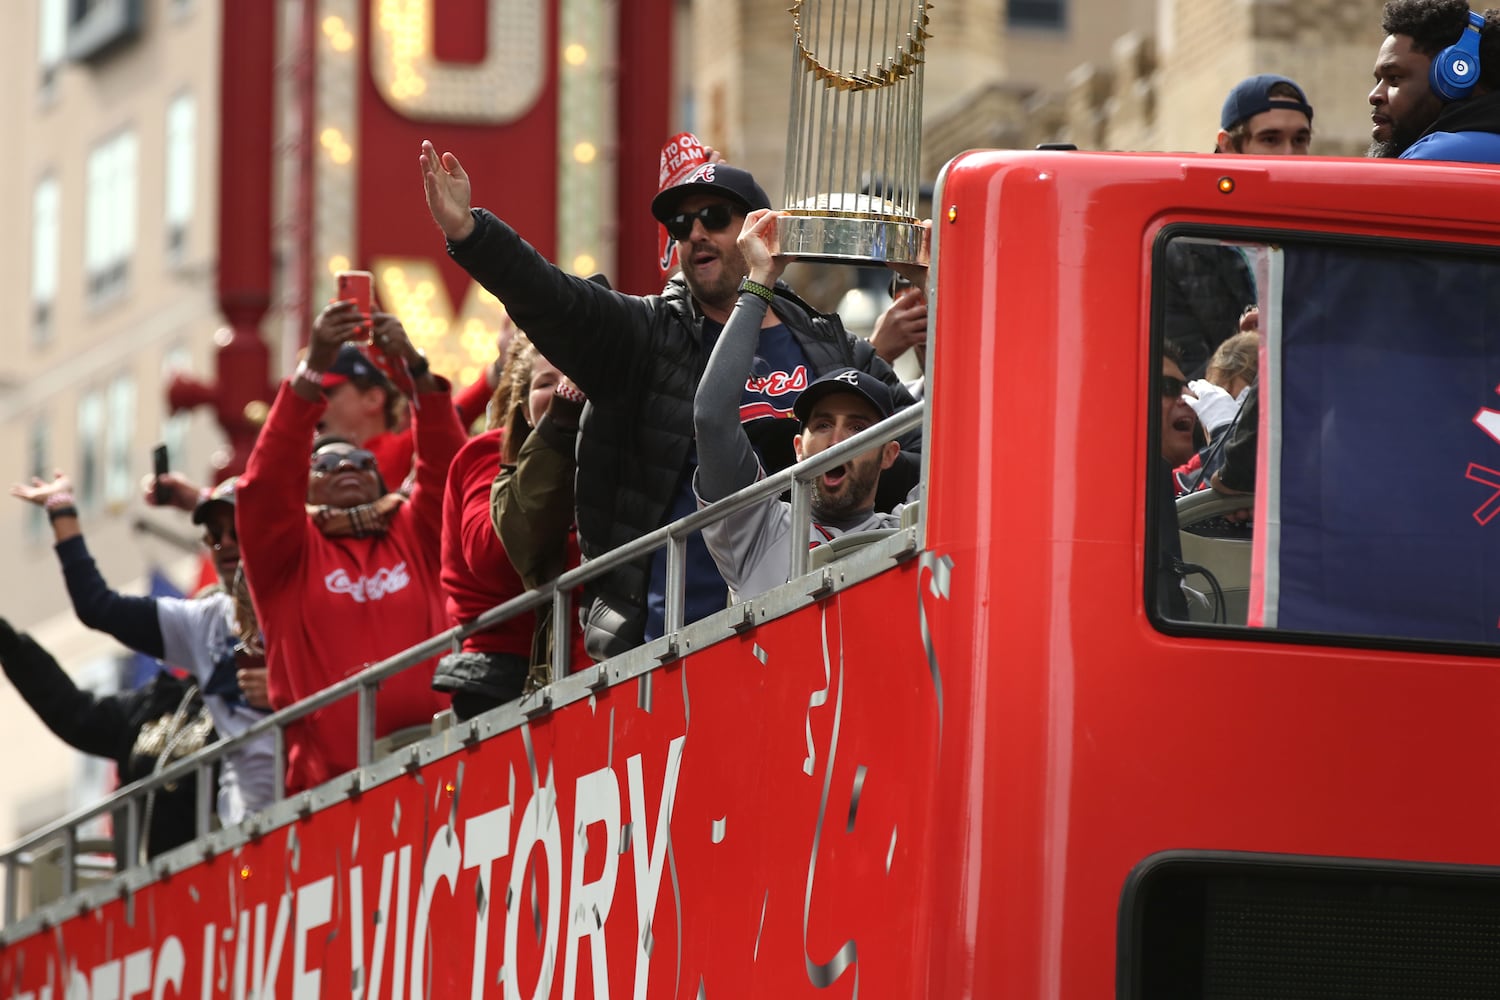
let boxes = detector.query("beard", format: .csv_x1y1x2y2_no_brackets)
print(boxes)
810,456,882,521
679,238,748,313
1368,104,1440,159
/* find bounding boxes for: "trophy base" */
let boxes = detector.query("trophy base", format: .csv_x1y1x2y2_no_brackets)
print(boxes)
777,213,926,266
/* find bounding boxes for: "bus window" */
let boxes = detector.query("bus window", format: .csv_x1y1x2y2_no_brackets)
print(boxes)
1151,233,1500,650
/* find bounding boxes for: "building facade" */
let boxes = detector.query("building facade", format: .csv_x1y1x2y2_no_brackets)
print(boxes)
0,0,227,847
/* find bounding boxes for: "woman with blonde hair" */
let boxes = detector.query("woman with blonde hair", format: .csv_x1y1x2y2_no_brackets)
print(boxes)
1189,331,1259,439
432,332,543,720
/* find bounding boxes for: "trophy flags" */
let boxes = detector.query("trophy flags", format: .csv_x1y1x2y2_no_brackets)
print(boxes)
656,132,712,282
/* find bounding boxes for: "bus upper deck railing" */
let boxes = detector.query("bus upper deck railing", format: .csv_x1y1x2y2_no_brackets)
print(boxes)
0,402,925,933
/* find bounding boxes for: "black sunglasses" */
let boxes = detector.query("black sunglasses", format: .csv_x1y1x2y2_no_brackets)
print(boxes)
310,448,378,475
1160,375,1187,399
202,523,238,550
663,203,735,241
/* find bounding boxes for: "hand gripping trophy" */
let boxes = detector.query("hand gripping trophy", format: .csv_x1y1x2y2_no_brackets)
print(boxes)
779,0,933,265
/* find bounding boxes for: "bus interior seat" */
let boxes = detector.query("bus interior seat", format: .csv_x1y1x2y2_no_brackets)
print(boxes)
1176,490,1254,625
807,528,901,571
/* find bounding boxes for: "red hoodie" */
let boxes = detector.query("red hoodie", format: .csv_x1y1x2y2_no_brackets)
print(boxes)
238,381,465,793
440,429,534,653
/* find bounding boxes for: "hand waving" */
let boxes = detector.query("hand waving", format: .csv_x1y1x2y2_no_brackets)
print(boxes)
11,471,73,508
419,140,476,243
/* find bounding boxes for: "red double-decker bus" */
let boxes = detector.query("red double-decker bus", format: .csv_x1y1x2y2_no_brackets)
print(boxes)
6,147,1500,998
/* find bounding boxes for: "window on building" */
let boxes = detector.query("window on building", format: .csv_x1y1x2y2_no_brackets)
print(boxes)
106,375,136,504
164,92,195,263
32,176,60,346
1150,231,1500,651
1007,0,1065,29
38,0,67,95
25,416,50,542
85,130,137,302
65,0,144,63
77,390,103,509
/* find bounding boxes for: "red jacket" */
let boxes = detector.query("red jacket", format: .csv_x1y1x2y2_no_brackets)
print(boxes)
440,429,534,654
238,382,465,793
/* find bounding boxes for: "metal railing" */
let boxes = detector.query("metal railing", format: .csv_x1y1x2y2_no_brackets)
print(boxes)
0,402,924,930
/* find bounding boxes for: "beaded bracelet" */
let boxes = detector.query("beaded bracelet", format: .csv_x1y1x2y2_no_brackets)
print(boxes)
46,505,78,523
43,491,76,511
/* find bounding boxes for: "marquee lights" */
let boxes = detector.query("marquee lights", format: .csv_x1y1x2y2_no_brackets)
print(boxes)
307,1,616,384
375,258,511,389
321,15,354,51
369,0,545,123
557,0,615,277
313,0,359,311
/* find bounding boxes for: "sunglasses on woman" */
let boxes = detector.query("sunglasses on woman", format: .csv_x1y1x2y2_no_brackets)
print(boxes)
309,448,378,475
663,203,735,241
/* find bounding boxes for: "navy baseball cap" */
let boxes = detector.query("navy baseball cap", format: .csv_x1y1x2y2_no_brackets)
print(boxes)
1220,74,1314,130
651,163,772,223
321,343,390,389
191,477,238,526
794,368,895,426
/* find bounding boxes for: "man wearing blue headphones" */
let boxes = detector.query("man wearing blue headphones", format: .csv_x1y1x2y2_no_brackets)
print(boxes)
1369,0,1500,162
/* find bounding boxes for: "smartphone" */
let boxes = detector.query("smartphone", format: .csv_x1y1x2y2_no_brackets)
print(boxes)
152,444,170,506
335,270,375,324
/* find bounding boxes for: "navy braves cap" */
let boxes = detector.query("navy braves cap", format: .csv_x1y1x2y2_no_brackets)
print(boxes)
321,343,390,389
651,162,772,223
1220,74,1314,131
793,368,895,425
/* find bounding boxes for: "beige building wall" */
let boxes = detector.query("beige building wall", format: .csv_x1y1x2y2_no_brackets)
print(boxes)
1147,0,1387,157
0,0,228,857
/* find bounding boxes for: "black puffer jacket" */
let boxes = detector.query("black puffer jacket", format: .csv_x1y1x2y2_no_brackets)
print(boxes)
448,210,922,657
0,619,210,865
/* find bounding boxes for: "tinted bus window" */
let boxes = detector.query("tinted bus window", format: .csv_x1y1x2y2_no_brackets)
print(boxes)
1152,234,1500,649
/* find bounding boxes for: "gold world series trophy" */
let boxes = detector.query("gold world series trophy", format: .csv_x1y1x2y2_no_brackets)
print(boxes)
779,0,932,265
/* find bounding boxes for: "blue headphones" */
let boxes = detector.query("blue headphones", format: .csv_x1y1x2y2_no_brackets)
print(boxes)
1431,9,1487,102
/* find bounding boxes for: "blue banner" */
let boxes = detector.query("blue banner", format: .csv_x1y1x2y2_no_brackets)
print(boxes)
1266,243,1500,644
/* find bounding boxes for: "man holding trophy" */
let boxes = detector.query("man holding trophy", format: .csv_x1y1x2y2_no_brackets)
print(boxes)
420,146,922,659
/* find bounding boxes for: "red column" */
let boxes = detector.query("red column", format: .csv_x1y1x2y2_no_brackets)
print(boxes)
613,0,674,296
169,0,276,481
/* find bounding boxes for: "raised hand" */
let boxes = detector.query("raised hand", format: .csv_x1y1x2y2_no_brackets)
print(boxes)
309,300,368,369
140,471,204,512
870,288,928,365
737,209,788,288
10,471,73,508
419,140,476,243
